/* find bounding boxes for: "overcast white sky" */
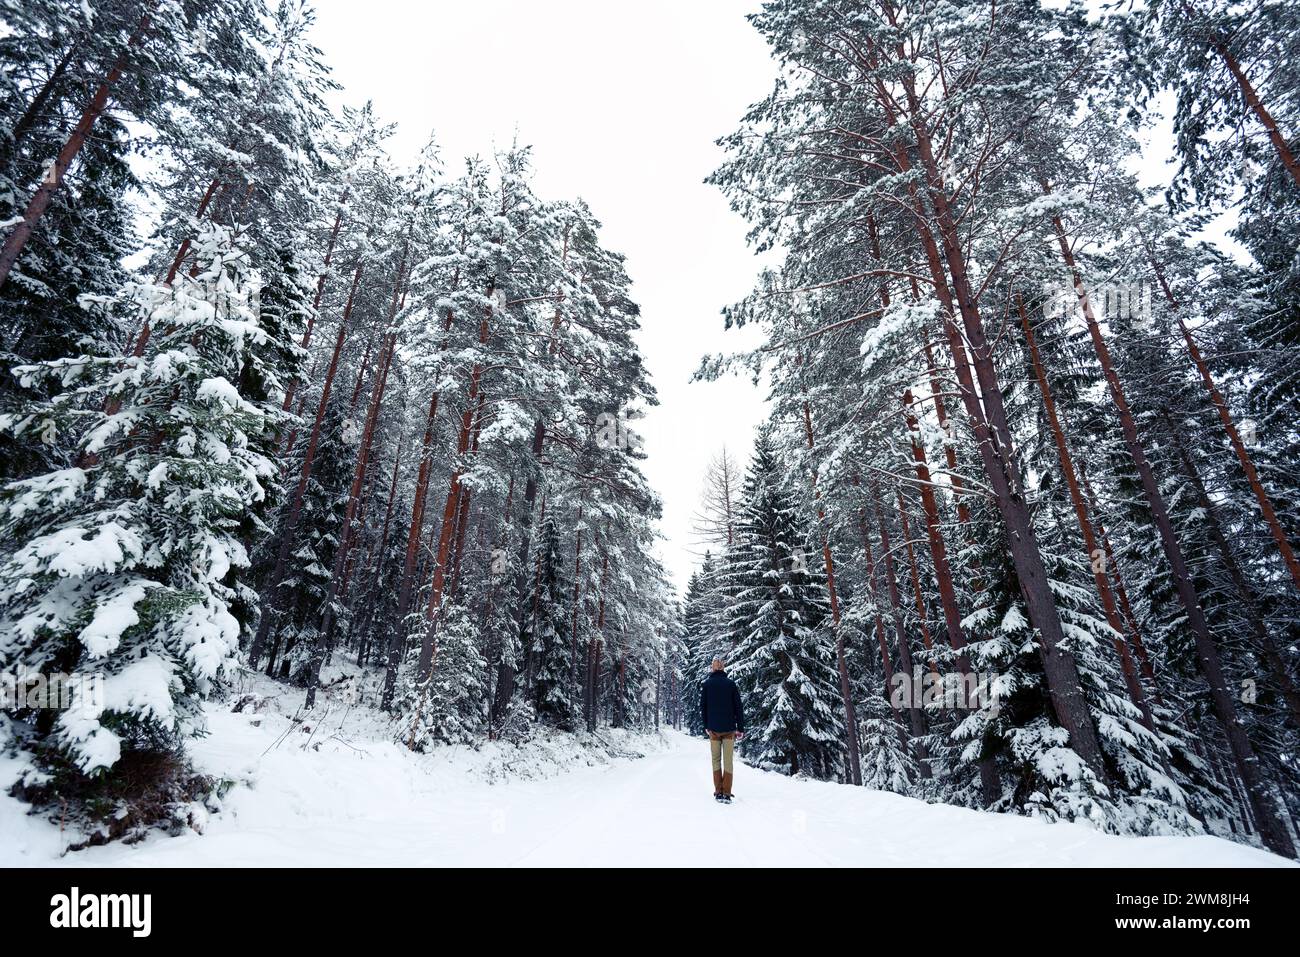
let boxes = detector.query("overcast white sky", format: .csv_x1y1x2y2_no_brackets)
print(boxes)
310,0,775,592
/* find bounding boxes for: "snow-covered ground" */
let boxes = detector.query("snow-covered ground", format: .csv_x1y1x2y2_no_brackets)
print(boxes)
2,672,1293,868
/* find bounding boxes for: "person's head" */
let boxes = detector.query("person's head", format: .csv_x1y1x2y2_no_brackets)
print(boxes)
711,658,725,673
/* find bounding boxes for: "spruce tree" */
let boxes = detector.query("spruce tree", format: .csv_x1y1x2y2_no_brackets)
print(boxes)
255,398,351,681
724,432,843,779
528,515,577,731
0,223,278,776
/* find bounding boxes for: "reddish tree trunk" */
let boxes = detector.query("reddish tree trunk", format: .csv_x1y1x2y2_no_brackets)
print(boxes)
491,417,547,728
871,66,1106,777
920,323,972,526
1051,214,1293,856
1145,242,1300,592
1177,321,1300,592
10,40,78,148
586,546,609,733
871,483,931,777
1163,417,1300,725
858,499,918,755
306,244,412,707
895,490,939,675
161,176,222,291
918,309,991,607
447,395,487,598
248,258,365,669
415,288,494,684
856,499,895,697
381,391,440,705
446,490,474,600
1078,463,1159,693
348,321,380,413
901,390,971,672
901,394,999,802
338,449,383,607
1209,35,1300,187
310,196,350,317
800,388,862,785
615,651,627,728
380,295,457,705
353,433,405,665
569,506,585,694
1018,296,1152,728
282,191,352,413
0,12,152,289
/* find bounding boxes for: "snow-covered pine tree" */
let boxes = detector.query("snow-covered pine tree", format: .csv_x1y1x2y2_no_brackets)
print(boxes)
375,157,487,707
678,554,728,736
399,603,486,749
723,431,843,780
255,397,352,682
1121,2,1300,602
1121,0,1300,200
527,514,576,731
0,223,279,782
0,1,139,480
1008,97,1299,846
857,686,916,795
698,0,1285,842
145,0,334,298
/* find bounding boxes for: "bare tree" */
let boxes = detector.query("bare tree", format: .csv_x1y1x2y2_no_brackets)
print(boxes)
689,447,741,555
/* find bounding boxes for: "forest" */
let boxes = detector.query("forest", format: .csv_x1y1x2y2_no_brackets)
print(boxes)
0,0,675,837
680,0,1300,857
1,0,1299,862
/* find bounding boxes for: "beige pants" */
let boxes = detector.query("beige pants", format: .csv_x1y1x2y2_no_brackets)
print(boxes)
709,731,735,795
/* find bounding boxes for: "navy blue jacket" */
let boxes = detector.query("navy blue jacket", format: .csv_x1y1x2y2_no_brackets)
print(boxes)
699,670,745,734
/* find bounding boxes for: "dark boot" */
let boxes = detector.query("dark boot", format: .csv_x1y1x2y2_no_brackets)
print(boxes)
722,771,733,797
712,769,723,796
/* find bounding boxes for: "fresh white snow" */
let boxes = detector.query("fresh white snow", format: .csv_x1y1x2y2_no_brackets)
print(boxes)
1,674,1293,868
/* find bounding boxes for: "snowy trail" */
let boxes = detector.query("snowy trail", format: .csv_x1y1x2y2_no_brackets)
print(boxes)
504,738,835,867
3,711,1293,868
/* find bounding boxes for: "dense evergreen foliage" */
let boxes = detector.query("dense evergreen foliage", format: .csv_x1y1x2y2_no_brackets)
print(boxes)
0,0,673,822
0,0,1297,861
679,0,1300,856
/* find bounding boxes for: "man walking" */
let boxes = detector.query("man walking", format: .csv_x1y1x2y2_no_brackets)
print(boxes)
699,658,745,803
